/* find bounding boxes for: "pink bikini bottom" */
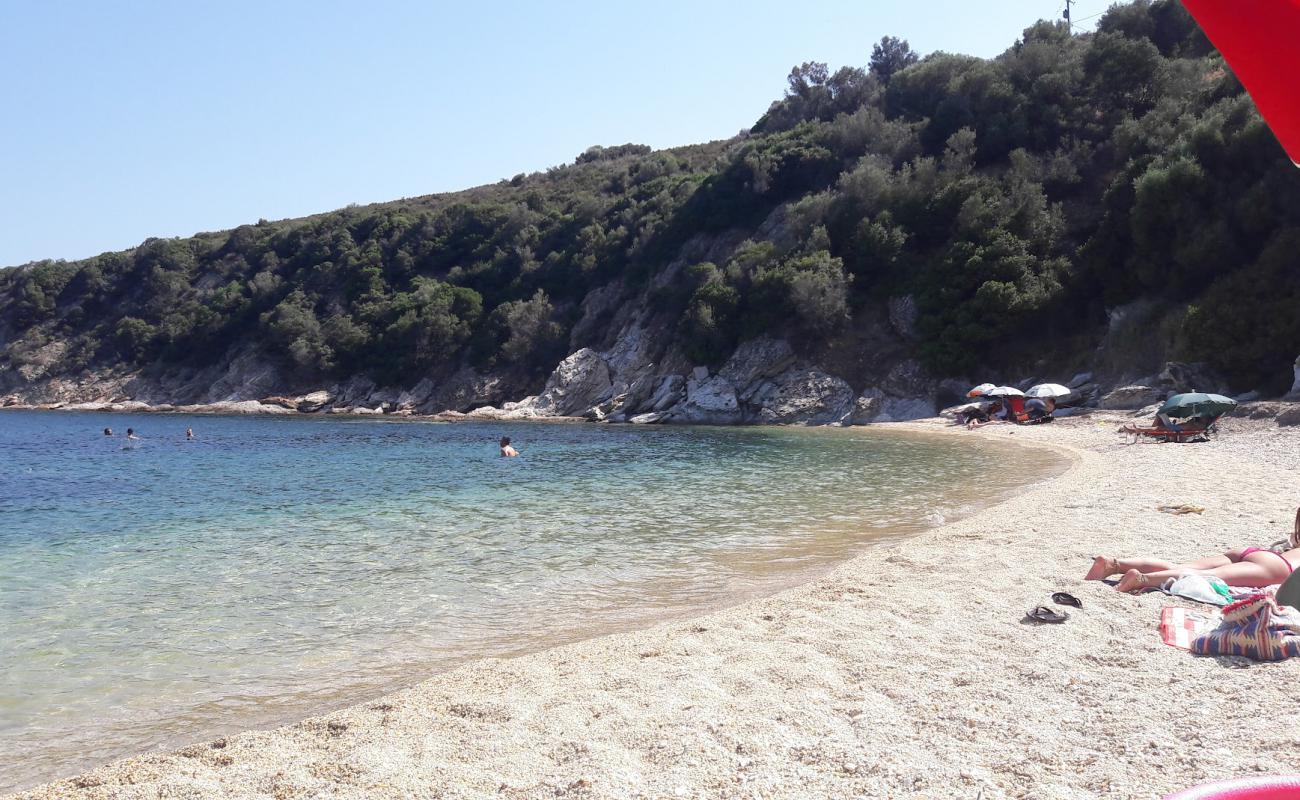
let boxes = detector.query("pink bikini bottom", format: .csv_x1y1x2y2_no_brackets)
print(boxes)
1241,547,1294,574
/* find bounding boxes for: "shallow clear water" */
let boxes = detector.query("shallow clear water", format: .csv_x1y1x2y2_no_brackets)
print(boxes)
0,410,1057,791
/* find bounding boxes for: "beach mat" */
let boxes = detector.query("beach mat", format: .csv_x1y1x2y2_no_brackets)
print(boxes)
1160,606,1216,651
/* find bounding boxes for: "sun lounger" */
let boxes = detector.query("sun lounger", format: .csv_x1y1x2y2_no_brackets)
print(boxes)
1121,416,1219,443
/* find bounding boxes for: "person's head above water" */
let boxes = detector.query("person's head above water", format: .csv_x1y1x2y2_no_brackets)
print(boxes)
103,427,112,436
500,436,511,447
126,428,135,436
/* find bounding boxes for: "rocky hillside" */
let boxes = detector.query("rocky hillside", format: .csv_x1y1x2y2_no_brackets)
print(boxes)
4,1,1300,423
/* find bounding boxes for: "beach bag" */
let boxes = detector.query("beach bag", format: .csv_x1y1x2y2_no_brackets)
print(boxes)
1190,593,1300,661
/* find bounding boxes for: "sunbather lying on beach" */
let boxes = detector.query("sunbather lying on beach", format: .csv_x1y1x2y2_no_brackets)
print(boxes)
1087,507,1300,592
1120,412,1219,436
962,401,1002,429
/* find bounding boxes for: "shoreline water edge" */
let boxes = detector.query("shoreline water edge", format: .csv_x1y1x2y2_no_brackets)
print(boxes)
9,413,1300,799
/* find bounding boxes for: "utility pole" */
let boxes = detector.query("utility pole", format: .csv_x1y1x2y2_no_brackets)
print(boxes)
1063,0,1073,24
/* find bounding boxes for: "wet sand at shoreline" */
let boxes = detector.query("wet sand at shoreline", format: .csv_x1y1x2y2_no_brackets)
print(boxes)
11,413,1300,799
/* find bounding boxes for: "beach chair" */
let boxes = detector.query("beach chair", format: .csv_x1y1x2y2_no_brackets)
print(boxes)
1121,416,1218,443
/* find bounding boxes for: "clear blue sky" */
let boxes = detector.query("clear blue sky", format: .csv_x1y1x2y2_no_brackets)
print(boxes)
0,1,1101,267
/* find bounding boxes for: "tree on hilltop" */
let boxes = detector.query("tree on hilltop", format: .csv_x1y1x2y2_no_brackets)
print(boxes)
869,36,919,83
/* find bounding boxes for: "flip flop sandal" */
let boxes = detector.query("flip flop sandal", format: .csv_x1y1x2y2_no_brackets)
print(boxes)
1027,605,1069,623
1051,592,1083,609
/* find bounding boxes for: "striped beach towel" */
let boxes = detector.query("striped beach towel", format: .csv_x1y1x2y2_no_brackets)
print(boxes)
1160,607,1216,651
1190,594,1300,661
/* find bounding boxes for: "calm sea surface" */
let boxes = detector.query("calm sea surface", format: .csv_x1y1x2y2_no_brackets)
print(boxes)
0,410,1059,791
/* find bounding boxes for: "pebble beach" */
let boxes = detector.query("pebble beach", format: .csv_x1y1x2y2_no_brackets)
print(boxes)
11,412,1300,800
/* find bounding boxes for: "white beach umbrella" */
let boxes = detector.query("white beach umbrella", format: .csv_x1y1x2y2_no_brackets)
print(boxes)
1025,383,1072,398
986,386,1024,397
968,382,996,397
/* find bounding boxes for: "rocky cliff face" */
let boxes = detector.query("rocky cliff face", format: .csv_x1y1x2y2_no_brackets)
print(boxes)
1,319,1285,425
1,210,1289,423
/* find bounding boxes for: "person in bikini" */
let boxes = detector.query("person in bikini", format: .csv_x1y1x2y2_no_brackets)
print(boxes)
1086,507,1300,592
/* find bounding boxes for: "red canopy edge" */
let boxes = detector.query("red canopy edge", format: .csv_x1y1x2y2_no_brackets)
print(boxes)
1181,0,1300,166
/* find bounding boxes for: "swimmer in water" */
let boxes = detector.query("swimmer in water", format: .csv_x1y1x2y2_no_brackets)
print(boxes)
499,436,518,457
103,427,113,436
186,427,194,440
126,428,139,441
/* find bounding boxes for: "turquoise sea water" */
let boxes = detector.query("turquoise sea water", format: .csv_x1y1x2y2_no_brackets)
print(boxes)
0,410,1055,791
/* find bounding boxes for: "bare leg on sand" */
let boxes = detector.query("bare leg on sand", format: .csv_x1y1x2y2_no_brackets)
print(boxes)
1085,554,1234,581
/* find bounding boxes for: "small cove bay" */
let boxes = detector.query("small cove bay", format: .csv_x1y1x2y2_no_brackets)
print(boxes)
0,411,1059,791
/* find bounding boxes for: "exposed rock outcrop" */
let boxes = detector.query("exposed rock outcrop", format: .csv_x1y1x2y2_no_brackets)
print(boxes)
296,390,333,413
664,374,741,425
1286,355,1300,401
396,380,434,412
176,400,296,415
419,368,509,414
846,391,883,425
718,337,797,389
1099,385,1163,410
1156,361,1223,396
646,376,685,413
749,368,854,425
522,348,612,417
205,352,283,403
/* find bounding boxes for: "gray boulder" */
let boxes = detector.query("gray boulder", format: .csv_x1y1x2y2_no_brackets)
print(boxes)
333,375,378,408
1053,407,1090,418
648,375,686,412
108,401,152,412
718,337,796,390
750,368,855,425
525,348,612,417
881,359,934,399
188,400,294,415
1058,382,1099,407
614,373,659,416
1100,385,1164,410
665,375,741,424
205,351,282,402
259,396,299,410
1068,372,1093,389
296,390,333,413
846,388,884,425
1239,402,1285,420
1286,355,1300,401
1278,406,1300,427
875,396,937,422
421,367,508,413
396,379,435,411
1157,361,1223,395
